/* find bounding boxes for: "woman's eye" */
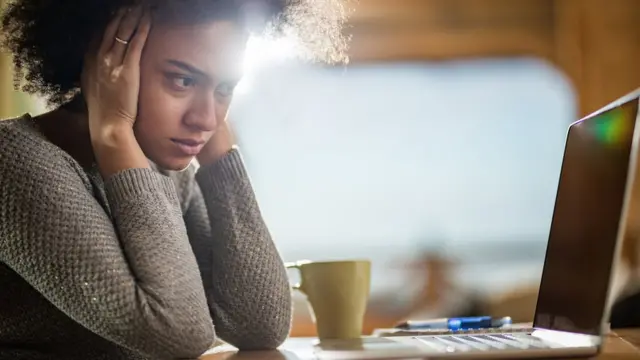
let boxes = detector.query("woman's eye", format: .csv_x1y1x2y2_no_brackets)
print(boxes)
215,82,235,98
168,75,196,90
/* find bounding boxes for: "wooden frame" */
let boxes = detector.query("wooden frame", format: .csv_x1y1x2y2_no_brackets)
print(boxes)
344,0,640,117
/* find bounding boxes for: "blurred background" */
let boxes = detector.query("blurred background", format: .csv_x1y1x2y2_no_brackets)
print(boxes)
1,0,639,337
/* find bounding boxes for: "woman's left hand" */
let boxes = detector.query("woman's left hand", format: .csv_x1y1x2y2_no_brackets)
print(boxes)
196,120,236,167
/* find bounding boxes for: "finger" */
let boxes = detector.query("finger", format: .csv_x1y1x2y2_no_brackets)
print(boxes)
110,6,144,65
124,9,152,68
98,8,126,59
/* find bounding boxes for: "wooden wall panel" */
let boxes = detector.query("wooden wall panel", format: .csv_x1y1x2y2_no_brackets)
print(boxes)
348,26,552,62
575,0,639,115
348,0,554,28
347,0,554,62
344,0,640,116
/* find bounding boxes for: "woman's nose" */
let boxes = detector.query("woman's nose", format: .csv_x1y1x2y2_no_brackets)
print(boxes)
184,96,218,132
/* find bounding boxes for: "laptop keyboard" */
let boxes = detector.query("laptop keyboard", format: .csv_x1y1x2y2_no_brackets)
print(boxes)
414,332,555,353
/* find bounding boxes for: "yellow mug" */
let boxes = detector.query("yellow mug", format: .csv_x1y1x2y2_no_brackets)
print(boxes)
285,259,371,340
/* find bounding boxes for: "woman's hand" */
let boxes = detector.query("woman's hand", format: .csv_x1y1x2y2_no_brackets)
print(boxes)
83,6,150,137
82,6,153,178
196,120,237,167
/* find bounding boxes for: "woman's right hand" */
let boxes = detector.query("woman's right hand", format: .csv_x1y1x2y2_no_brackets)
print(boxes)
83,6,150,138
81,6,153,177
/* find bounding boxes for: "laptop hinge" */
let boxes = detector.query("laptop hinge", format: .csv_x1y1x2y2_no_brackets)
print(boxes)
531,328,602,347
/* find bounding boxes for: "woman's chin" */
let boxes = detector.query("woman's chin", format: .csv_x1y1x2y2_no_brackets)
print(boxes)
152,156,194,172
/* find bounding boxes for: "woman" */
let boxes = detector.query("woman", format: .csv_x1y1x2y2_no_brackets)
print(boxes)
0,0,346,359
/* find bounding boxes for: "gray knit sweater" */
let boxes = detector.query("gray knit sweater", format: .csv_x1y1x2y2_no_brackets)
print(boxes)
0,116,292,359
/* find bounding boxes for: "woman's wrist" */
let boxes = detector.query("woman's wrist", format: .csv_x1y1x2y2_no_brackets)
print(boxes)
90,120,134,147
92,122,150,178
196,141,235,167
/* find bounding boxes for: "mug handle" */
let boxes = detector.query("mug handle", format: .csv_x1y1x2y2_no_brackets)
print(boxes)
285,262,303,291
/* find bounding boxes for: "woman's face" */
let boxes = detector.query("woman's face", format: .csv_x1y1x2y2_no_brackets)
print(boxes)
135,19,246,171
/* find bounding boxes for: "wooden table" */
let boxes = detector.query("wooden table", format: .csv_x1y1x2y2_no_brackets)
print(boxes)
200,329,640,360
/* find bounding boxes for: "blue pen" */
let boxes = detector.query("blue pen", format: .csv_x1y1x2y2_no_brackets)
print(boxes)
395,316,512,331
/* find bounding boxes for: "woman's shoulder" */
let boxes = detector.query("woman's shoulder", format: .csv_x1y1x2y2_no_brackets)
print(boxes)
0,114,85,182
2,114,48,152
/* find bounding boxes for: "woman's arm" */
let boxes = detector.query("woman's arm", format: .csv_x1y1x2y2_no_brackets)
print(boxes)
0,134,215,358
183,147,292,350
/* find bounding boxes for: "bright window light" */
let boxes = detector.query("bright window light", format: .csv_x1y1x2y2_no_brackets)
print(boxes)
236,35,298,94
243,35,297,73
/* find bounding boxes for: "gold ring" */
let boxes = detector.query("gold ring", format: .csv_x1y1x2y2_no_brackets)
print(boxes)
114,36,129,45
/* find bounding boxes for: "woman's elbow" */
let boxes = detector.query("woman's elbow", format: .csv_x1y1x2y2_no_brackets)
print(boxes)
247,302,293,350
146,321,216,358
224,315,291,350
175,326,217,358
231,327,290,351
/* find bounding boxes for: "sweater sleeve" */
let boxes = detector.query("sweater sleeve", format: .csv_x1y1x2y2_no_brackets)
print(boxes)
183,148,292,350
0,145,214,358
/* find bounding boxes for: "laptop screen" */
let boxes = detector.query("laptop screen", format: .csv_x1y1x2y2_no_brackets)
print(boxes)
533,96,639,335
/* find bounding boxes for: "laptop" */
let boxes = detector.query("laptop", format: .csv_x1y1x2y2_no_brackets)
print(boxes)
314,88,640,359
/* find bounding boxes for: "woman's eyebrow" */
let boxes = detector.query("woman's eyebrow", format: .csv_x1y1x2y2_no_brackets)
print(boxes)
165,59,210,79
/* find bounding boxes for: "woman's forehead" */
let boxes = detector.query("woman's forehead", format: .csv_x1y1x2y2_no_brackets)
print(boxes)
144,21,247,73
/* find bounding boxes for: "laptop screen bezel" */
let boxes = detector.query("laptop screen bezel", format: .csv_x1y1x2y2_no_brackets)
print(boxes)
532,92,640,337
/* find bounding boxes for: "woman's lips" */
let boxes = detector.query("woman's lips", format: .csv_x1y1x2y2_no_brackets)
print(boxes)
171,138,205,156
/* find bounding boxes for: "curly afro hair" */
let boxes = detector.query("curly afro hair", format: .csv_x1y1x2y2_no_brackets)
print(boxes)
1,0,349,106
